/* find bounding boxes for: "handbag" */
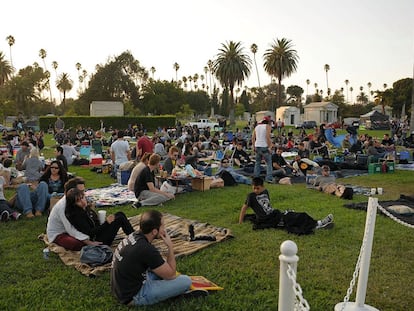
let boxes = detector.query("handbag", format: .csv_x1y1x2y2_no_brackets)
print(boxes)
80,245,113,267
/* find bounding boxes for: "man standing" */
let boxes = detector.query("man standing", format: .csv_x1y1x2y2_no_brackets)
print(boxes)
110,130,131,177
133,154,174,207
111,210,197,306
252,116,273,183
54,117,65,133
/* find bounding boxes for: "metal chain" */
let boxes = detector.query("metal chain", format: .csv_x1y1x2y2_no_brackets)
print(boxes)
377,204,414,229
339,202,375,311
286,263,310,311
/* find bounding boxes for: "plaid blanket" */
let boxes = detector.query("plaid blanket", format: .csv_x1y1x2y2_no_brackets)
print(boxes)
84,184,137,207
39,213,233,277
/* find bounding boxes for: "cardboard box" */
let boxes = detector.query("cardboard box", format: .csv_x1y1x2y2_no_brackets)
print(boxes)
117,170,131,185
191,176,213,191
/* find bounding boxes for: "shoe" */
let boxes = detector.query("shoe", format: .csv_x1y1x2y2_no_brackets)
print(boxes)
317,214,334,229
26,212,35,219
182,289,209,299
265,179,273,184
35,211,43,217
11,211,21,220
132,201,141,208
1,210,10,221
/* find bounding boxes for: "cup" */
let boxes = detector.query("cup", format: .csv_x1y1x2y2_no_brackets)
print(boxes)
370,188,376,195
98,210,107,224
377,187,383,195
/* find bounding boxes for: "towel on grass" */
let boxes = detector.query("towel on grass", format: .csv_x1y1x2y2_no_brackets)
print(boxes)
39,213,233,277
84,184,137,207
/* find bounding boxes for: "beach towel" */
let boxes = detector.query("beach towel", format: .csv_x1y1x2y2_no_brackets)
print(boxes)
84,184,137,207
39,213,233,277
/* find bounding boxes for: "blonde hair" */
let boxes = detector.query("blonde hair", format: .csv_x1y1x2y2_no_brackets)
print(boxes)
29,147,40,158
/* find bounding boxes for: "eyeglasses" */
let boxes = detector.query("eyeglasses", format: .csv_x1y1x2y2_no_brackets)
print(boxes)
173,154,179,157
222,161,229,164
50,166,59,169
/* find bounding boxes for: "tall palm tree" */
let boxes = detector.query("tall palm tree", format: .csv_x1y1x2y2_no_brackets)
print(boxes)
207,59,214,92
344,79,349,104
173,62,179,82
250,43,261,87
56,72,73,113
203,66,209,94
182,76,188,90
263,38,299,109
188,75,193,90
193,73,199,89
367,82,372,103
82,69,88,90
350,86,354,104
0,52,13,86
6,35,15,68
39,49,53,103
213,40,251,125
150,66,156,79
383,83,387,90
306,79,310,97
75,62,82,92
314,82,318,94
52,61,61,102
324,64,330,95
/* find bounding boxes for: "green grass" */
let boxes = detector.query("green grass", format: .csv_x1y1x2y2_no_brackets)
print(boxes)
1,135,413,310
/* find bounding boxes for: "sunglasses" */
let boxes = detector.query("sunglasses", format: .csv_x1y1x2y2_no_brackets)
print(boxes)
222,161,229,164
50,166,59,169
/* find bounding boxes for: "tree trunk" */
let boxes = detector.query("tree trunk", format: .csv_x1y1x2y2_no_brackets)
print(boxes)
229,87,235,126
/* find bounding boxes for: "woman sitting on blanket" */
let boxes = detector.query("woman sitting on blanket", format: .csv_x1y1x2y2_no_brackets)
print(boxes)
65,188,134,246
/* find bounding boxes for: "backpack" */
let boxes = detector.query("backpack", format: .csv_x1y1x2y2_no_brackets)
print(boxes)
282,212,317,235
80,245,113,267
218,170,237,186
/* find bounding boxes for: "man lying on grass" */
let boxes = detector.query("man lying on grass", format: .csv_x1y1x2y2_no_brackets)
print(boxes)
239,177,334,234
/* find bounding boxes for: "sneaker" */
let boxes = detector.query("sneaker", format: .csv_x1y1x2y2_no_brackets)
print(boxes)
182,289,209,299
317,214,334,229
132,201,141,208
1,210,10,221
11,212,22,220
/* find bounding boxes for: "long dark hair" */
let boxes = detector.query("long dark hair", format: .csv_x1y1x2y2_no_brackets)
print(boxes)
65,187,86,221
40,160,68,184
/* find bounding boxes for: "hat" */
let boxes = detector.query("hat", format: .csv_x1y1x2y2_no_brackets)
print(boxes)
263,116,271,121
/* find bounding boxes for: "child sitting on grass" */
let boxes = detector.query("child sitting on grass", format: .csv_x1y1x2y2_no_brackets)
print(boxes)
239,177,333,234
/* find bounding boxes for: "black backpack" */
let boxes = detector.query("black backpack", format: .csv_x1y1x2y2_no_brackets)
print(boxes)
218,170,237,186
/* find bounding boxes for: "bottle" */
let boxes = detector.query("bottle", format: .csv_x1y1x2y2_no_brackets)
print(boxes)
43,247,50,260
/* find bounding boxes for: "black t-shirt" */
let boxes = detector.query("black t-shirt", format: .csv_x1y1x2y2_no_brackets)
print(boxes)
271,153,288,167
111,232,165,304
134,166,154,196
245,189,281,222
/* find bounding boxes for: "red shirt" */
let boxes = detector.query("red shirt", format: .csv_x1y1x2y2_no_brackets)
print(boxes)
137,136,154,156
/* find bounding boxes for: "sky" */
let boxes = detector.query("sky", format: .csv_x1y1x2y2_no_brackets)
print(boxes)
2,0,413,103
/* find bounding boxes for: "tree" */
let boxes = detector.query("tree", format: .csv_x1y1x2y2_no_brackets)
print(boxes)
39,49,52,103
324,64,330,95
344,79,349,103
392,78,413,118
250,43,261,87
56,72,73,113
213,41,251,125
150,66,156,79
6,35,15,68
173,62,179,82
286,85,304,108
263,38,299,110
350,86,354,104
0,52,13,86
367,82,372,102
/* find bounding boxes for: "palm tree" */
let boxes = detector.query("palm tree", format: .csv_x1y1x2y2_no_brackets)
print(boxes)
182,76,188,90
367,82,372,103
345,79,349,103
350,86,354,104
150,66,156,79
52,61,61,102
56,72,73,113
75,62,82,92
0,52,13,86
6,35,15,68
306,79,310,97
188,75,193,90
383,83,387,90
193,73,199,89
324,64,330,95
263,38,299,109
250,43,261,87
203,66,209,94
314,82,318,94
173,62,180,82
82,69,88,90
207,59,214,93
213,40,251,125
39,49,53,103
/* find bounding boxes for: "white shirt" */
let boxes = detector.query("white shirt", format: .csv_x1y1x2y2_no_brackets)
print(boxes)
110,139,130,165
46,196,89,243
62,144,79,165
254,124,269,148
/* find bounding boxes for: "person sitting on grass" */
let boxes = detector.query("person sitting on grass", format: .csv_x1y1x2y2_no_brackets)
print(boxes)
239,177,334,234
111,210,206,306
312,165,354,200
65,187,134,246
46,177,100,251
216,157,251,185
133,154,175,208
0,175,21,221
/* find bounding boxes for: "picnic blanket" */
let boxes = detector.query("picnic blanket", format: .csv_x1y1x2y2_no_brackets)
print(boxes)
39,213,233,277
344,194,414,225
84,184,137,207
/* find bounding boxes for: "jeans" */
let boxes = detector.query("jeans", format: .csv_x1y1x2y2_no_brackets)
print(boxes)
16,181,49,215
132,271,192,306
138,190,171,206
254,147,273,182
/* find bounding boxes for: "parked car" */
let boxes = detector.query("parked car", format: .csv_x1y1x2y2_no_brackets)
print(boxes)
0,124,13,132
295,121,317,129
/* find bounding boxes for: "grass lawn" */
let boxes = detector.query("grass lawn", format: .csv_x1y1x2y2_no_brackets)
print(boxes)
1,133,413,310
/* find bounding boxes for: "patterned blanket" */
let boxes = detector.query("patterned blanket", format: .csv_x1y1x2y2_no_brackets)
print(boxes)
84,184,137,207
39,213,233,277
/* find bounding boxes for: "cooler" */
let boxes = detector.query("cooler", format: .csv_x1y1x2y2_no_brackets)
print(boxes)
117,170,131,185
368,163,381,174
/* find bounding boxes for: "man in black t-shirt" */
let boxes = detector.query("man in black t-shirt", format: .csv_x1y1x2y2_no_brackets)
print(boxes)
133,154,174,207
111,210,192,306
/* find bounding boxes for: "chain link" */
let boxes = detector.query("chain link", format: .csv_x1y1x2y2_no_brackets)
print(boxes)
286,264,310,311
377,204,414,229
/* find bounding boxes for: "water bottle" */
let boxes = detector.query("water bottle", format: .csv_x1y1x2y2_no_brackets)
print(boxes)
43,247,50,260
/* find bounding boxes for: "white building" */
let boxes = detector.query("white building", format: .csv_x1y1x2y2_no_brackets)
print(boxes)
90,101,124,116
303,102,338,124
275,106,301,126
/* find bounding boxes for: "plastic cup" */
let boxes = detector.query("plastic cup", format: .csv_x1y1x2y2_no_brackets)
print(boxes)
377,187,383,195
370,188,376,195
98,210,107,224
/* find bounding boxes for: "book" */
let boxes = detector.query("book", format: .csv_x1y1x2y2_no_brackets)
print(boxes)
190,275,223,291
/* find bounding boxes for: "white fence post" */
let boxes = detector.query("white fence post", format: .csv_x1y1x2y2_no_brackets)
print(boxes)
279,240,299,311
335,197,380,311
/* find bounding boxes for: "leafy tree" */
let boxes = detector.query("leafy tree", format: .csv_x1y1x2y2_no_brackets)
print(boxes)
239,89,250,112
185,90,210,115
392,78,413,118
213,41,251,125
140,80,184,115
56,73,73,113
220,88,230,116
263,38,299,109
286,85,304,108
